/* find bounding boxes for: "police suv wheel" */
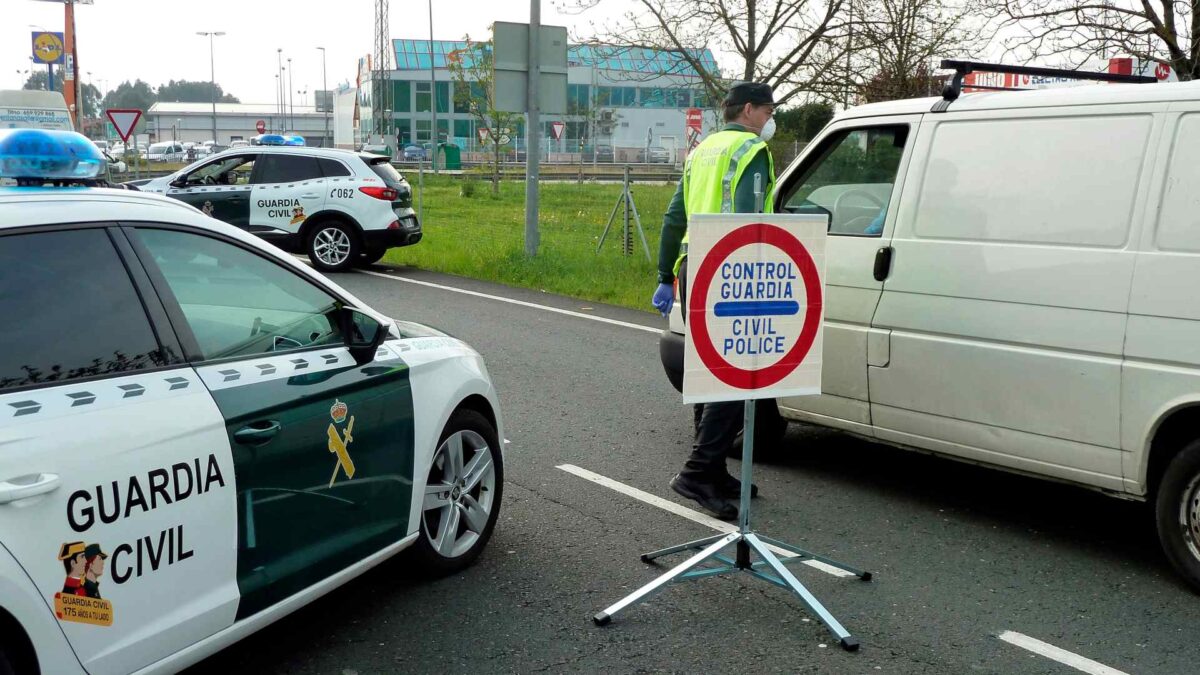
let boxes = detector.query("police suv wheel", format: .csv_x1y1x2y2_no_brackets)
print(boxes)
307,220,360,272
1155,439,1200,593
410,409,504,575
0,649,13,675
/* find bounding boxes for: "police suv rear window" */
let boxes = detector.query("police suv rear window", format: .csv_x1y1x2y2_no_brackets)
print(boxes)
367,158,403,187
0,229,169,390
319,158,351,178
255,154,322,183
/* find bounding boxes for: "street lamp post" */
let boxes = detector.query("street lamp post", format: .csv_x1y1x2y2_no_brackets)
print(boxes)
287,57,294,131
197,31,225,144
317,46,329,147
277,48,284,131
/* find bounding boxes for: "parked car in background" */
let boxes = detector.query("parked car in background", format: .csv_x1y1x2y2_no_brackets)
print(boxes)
147,141,186,162
639,146,671,163
402,144,426,161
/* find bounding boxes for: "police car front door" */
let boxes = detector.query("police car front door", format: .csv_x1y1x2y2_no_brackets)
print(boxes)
0,227,239,675
131,227,414,620
249,153,327,238
166,154,256,228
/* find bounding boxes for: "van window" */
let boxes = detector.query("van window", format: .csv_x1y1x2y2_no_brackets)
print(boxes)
782,126,908,236
1156,113,1200,252
915,115,1151,247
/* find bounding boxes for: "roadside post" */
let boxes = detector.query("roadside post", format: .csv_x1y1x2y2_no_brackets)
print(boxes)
593,202,871,650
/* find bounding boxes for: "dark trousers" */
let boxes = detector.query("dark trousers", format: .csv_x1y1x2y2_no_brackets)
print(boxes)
678,254,743,481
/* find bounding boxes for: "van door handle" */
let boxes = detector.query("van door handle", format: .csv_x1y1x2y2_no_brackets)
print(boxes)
234,421,282,445
0,473,61,504
873,246,894,282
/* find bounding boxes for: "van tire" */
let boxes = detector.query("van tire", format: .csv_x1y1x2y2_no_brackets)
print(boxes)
306,219,361,272
1154,439,1200,593
726,398,790,459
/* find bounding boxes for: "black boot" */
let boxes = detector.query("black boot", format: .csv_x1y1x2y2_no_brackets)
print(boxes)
670,473,737,520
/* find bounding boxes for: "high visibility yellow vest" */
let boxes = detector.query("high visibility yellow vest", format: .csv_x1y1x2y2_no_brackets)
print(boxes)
676,129,775,275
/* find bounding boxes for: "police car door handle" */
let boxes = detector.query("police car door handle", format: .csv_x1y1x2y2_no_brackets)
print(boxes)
234,420,282,445
300,192,319,199
0,473,61,504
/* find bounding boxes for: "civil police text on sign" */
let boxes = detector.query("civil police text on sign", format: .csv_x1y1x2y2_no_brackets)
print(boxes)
682,213,828,404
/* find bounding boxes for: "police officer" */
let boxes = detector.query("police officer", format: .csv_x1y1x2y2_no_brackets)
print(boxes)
652,81,777,520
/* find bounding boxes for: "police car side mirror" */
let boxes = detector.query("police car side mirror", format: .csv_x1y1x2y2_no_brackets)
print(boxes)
342,308,387,365
169,177,187,188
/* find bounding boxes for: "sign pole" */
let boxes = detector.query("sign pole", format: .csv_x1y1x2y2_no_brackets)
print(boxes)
524,0,541,257
593,199,870,651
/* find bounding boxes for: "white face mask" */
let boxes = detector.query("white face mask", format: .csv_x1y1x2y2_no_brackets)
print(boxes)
758,117,776,142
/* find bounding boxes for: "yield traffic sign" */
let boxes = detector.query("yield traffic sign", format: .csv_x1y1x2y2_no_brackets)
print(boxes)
549,121,565,140
105,109,142,142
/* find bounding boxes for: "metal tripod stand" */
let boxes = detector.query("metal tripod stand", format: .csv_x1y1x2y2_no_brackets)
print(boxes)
593,399,871,651
596,165,652,261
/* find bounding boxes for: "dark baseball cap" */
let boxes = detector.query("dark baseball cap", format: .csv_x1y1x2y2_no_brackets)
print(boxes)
723,82,775,107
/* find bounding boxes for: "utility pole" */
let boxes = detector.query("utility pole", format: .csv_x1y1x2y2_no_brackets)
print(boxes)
428,0,437,172
197,31,225,143
318,46,329,146
287,57,294,131
525,0,541,256
277,48,284,131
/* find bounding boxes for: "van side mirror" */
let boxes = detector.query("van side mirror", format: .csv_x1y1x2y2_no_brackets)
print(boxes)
342,308,388,365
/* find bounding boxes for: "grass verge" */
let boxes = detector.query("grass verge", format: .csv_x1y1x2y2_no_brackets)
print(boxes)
382,175,677,311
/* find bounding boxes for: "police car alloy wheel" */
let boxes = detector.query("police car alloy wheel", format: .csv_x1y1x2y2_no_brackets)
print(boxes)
1155,439,1200,592
410,409,504,574
307,219,360,272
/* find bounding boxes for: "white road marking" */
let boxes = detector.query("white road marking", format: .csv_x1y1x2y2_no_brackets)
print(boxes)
556,464,855,577
358,269,661,334
997,631,1130,675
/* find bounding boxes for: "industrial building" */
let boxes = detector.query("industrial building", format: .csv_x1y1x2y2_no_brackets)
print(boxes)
335,38,722,163
145,101,334,147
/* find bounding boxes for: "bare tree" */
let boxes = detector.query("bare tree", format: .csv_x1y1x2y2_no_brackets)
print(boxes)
852,0,988,102
447,37,519,195
987,0,1199,80
567,0,855,105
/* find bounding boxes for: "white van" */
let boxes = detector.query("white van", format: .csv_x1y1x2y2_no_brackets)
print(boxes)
146,141,186,162
661,77,1200,591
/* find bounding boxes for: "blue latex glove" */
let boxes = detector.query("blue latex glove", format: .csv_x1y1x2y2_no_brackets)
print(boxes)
652,282,675,317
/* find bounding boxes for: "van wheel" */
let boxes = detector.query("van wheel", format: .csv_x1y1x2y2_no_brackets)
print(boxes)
408,409,504,575
726,398,789,459
306,220,360,272
355,247,388,267
1155,439,1200,592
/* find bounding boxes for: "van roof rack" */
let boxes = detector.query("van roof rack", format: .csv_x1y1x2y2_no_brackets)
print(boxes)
932,59,1156,112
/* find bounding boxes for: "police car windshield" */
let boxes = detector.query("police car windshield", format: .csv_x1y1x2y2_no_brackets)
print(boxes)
365,157,403,188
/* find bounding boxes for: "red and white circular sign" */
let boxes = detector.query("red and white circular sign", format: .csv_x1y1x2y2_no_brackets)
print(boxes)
689,222,823,390
256,119,266,134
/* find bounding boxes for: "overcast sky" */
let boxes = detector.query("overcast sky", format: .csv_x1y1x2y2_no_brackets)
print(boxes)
3,0,622,103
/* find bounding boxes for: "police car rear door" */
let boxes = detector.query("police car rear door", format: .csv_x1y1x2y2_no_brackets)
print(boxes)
0,225,239,675
249,152,327,238
126,225,414,620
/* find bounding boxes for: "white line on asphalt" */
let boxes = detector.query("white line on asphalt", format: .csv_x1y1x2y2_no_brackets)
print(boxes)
556,464,855,578
997,631,1130,675
358,270,661,334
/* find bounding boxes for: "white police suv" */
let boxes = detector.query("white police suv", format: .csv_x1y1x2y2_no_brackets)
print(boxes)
133,134,421,273
0,129,503,675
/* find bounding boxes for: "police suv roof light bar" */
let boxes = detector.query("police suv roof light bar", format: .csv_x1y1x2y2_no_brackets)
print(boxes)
0,128,105,186
934,59,1157,113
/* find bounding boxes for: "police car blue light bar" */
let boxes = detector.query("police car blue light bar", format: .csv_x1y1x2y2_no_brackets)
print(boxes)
252,134,305,147
0,128,105,181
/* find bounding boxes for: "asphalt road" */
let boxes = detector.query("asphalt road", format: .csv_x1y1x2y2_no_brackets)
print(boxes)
187,265,1200,675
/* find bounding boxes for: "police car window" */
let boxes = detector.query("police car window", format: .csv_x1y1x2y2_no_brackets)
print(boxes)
254,154,323,184
0,229,169,391
185,155,255,186
137,229,345,360
319,158,351,177
782,125,908,237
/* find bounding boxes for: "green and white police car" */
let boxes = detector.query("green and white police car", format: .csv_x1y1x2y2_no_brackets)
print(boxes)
133,135,421,273
0,129,503,675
